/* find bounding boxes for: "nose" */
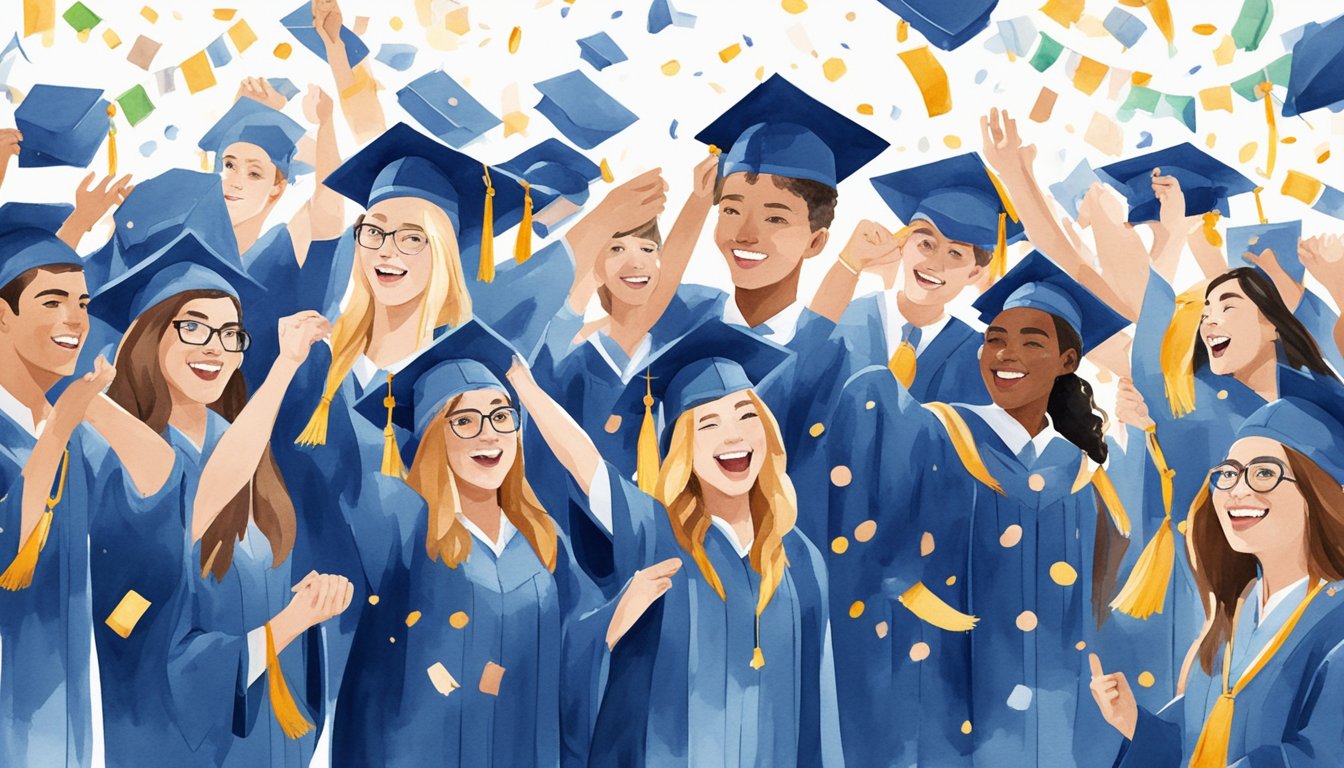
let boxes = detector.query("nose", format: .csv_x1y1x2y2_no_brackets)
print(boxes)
731,217,759,245
58,304,88,332
376,236,398,260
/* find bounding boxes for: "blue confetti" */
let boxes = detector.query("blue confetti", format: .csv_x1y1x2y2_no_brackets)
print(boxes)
164,125,178,140
975,69,987,84
266,78,300,101
205,34,231,67
890,105,902,120
1188,65,1201,75
578,32,627,71
743,35,753,47
612,10,623,19
375,43,418,72
1137,131,1153,148
669,119,679,139
693,71,703,77
648,0,696,33
561,5,570,18
841,42,850,50
138,141,157,157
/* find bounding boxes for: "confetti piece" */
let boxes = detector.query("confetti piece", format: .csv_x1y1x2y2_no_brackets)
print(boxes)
102,28,121,49
445,8,470,36
600,158,614,182
180,50,216,94
719,43,741,63
1199,85,1233,112
829,465,851,487
1029,87,1057,122
578,31,627,70
273,42,292,59
1049,561,1078,586
1102,8,1146,48
1131,72,1152,86
449,611,470,628
648,0,696,34
821,57,845,81
1192,24,1217,36
62,2,101,33
1213,34,1236,66
212,9,235,21
508,26,521,53
502,111,529,136
1318,145,1331,164
205,34,231,67
1084,112,1123,155
140,6,157,23
974,69,987,84
427,662,460,695
375,43,418,71
105,590,151,638
1076,15,1108,38
997,17,1037,58
116,84,154,126
1040,0,1083,28
961,721,973,735
897,46,951,117
1282,170,1324,205
782,0,807,12
227,19,256,53
479,661,505,695
1137,671,1156,688
163,125,177,139
1071,55,1108,95
1029,33,1064,72
661,59,680,75
153,66,176,95
668,119,678,138
849,601,865,618
856,103,873,115
127,34,160,70
943,135,961,149
138,140,156,157
25,0,57,38
1006,684,1033,710
352,16,369,36
1239,141,1258,162
1230,0,1272,51
406,611,422,627
389,16,403,30
1137,131,1153,148
266,77,299,101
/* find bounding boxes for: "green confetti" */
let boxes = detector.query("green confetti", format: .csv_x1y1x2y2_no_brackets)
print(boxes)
1230,0,1273,52
1231,53,1293,101
1029,34,1065,73
1119,85,1161,117
116,84,154,127
1156,95,1196,132
62,2,102,33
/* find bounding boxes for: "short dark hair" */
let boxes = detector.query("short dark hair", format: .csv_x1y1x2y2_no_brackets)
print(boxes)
598,221,663,314
0,264,84,315
971,246,993,268
714,172,838,232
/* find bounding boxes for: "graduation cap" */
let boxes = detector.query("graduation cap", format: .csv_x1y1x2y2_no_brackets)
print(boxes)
280,2,369,67
13,84,110,168
1228,220,1304,283
870,152,1024,278
0,203,81,291
533,70,638,150
496,139,602,239
974,250,1129,355
350,320,518,476
694,74,890,189
1096,143,1257,224
873,0,998,51
109,170,240,276
397,70,502,149
323,123,527,282
198,99,307,181
1238,368,1344,484
577,31,628,71
1283,13,1344,118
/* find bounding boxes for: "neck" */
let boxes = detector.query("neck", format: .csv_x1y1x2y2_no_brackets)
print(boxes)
895,290,946,328
733,265,801,329
1235,349,1279,402
1001,396,1051,438
700,479,754,546
457,480,500,541
166,386,210,445
366,299,423,369
0,345,58,425
606,299,651,357
1258,548,1311,609
231,211,270,256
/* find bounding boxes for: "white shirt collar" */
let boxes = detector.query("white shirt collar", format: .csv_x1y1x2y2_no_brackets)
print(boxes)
457,510,517,558
962,403,1065,460
709,516,753,559
352,348,420,391
585,331,654,383
1255,576,1312,627
0,382,44,438
721,297,805,346
880,288,951,359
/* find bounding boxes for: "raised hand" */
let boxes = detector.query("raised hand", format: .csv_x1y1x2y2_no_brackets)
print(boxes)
981,107,1036,179
312,0,344,48
1088,653,1138,740
235,77,287,111
275,310,331,367
302,84,334,125
0,128,21,171
1150,169,1187,239
599,168,669,231
839,219,901,274
1245,247,1304,312
52,356,116,436
1301,234,1344,299
59,173,134,246
691,154,718,201
608,558,682,649
1114,377,1155,432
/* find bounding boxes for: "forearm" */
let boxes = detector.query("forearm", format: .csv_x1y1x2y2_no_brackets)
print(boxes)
1187,232,1227,281
511,374,600,495
1149,230,1186,285
18,422,78,544
808,259,861,324
56,214,93,251
337,67,386,143
646,195,711,312
309,117,345,239
1005,164,1088,276
85,395,175,496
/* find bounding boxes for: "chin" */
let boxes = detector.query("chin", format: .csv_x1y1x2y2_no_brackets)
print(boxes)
458,469,508,493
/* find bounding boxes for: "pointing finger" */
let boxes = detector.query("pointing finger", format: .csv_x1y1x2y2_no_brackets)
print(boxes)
1088,652,1104,678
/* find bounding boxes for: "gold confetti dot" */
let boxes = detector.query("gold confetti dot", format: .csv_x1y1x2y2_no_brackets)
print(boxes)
213,9,237,21
389,636,396,643
1075,641,1087,650
599,158,615,183
1239,142,1259,163
809,423,825,438
854,520,877,542
755,66,766,80
831,537,849,554
1177,520,1189,536
1050,562,1078,587
846,11,856,20
1205,133,1217,149
856,103,874,115
782,0,808,13
604,415,622,433
661,60,681,76
830,466,852,487
961,720,973,735
849,601,865,619
1028,473,1046,492
945,575,956,586
1192,24,1217,35
390,16,403,30
920,532,935,557
1217,390,1229,400
822,57,847,82
875,621,889,638
1000,524,1023,548
865,400,875,410
77,29,91,43
720,44,742,63
140,6,158,23
1137,671,1156,688
508,26,522,54
1282,136,1298,145
449,611,470,629
1016,611,1038,632
368,594,380,605
909,642,930,661
944,135,962,149
406,611,422,627
274,43,293,59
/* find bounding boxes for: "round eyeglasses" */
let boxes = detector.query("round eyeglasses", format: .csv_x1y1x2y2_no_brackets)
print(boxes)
354,220,429,256
172,320,250,352
1208,460,1298,494
446,406,520,439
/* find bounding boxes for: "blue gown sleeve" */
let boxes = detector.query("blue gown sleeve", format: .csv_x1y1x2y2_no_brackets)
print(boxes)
1292,289,1344,376
1114,701,1184,768
1131,269,1179,426
1231,641,1344,768
472,240,576,360
787,533,844,768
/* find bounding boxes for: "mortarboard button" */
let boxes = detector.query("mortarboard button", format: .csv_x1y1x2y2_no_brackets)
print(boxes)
281,2,370,67
14,84,111,168
397,70,502,149
533,70,638,150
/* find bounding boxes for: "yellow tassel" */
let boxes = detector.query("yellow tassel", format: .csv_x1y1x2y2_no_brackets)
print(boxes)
479,163,496,283
514,181,533,265
898,582,979,632
0,449,69,592
1201,211,1223,248
992,212,1008,280
1159,283,1207,419
923,402,1005,495
1258,81,1278,179
635,370,660,494
1090,466,1131,538
106,104,117,177
887,341,918,389
1110,427,1178,619
380,373,404,478
294,395,334,447
1252,187,1268,225
264,623,314,739
749,612,765,669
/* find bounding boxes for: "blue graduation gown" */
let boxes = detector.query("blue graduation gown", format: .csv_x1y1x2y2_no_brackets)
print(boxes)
1116,580,1344,767
1293,289,1344,376
580,463,843,768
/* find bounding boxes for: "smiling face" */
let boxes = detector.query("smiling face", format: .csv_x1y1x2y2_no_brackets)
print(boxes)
689,390,768,498
1211,436,1309,560
0,267,90,378
1200,277,1278,376
897,220,986,306
157,296,244,406
980,307,1079,412
358,197,438,310
597,234,661,307
714,173,829,291
441,388,520,494
219,141,285,226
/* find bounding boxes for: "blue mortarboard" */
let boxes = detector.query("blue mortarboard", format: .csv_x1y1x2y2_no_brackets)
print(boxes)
1238,369,1344,484
1096,143,1257,223
351,320,518,438
198,99,307,181
533,70,638,150
497,139,603,237
870,153,1025,251
873,0,998,51
974,251,1129,355
14,84,110,168
1283,13,1344,118
398,70,502,149
695,74,889,189
577,32,628,71
323,123,526,237
91,229,261,332
0,203,81,291
1229,220,1304,283
281,2,369,67
109,170,240,275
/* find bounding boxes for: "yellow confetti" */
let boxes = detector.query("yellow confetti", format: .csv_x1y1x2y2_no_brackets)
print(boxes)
755,66,766,80
502,111,530,137
946,575,956,586
865,400,875,409
368,594,380,605
897,47,951,117
77,28,91,43
1049,562,1078,586
273,42,293,60
1000,524,1023,548
1192,24,1217,35
920,532,935,557
105,590,151,639
406,611,422,627
508,26,521,53
909,642,930,661
846,11,856,21
849,601,865,619
857,103,873,115
1318,146,1331,164
390,16,403,30
445,7,470,35
1040,0,1084,28
822,57,846,81
661,60,680,76
831,537,849,554
781,0,807,13
808,423,825,438
1239,142,1259,163
830,466,852,487
213,8,236,21
600,158,614,183
102,28,121,49
1072,56,1108,95
1137,671,1156,687
449,611,470,629
1282,136,1297,144
603,415,622,433
180,50,217,94
1213,35,1235,66
1199,86,1233,113
854,520,877,542
1206,133,1217,149
943,135,961,149
1283,170,1324,205
719,43,742,63
897,20,909,43
140,6,158,23
227,19,256,53
1076,641,1087,650
1016,611,1039,632
1131,72,1152,87
961,721,973,735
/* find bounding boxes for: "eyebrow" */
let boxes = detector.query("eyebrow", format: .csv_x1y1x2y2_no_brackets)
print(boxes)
1022,327,1051,338
183,310,209,320
698,413,721,424
33,289,69,299
734,399,752,409
490,398,504,405
1216,292,1243,303
911,227,936,238
368,212,388,222
721,194,745,202
986,325,1006,334
763,202,794,211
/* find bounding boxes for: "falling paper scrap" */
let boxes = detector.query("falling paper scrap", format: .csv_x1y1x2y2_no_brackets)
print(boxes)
376,43,418,72
533,70,638,149
427,662,460,696
577,31,627,71
647,0,697,34
105,590,152,639
398,70,502,148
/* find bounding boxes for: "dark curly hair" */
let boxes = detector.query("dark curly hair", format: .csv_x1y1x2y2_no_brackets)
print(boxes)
714,171,838,232
1047,316,1108,465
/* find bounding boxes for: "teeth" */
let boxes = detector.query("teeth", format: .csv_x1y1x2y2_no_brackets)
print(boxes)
470,449,503,459
732,249,767,262
1208,336,1230,346
914,269,946,286
52,335,80,346
1228,507,1268,519
621,276,650,285
189,362,223,373
994,371,1026,380
715,450,750,460
374,266,407,277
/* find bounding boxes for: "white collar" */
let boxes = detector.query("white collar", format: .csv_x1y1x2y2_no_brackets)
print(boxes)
962,403,1064,460
721,297,805,345
1255,576,1312,627
880,289,951,358
709,516,753,559
0,381,44,438
586,331,654,383
457,509,517,558
352,348,420,391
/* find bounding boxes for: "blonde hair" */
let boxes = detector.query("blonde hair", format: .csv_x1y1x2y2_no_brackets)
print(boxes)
295,204,472,444
654,390,796,615
405,394,557,571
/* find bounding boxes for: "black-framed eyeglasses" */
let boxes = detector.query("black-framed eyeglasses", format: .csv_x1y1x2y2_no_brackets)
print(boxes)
354,215,429,256
171,320,250,352
1209,458,1298,493
445,406,520,439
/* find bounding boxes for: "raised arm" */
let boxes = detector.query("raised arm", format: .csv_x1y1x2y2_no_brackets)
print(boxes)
808,219,902,323
313,0,386,143
564,168,669,270
1300,234,1344,363
506,356,602,496
57,173,133,251
641,155,717,317
84,394,175,497
288,86,344,265
0,128,20,192
192,312,329,542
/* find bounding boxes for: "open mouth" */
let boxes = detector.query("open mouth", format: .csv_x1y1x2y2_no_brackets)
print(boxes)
1226,505,1268,531
51,335,81,350
470,448,503,468
374,265,408,285
731,249,768,270
714,449,752,474
991,369,1027,390
913,269,946,289
188,361,223,381
619,275,651,289
1207,335,1231,359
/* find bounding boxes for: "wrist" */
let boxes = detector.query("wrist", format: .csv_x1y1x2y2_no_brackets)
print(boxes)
838,251,861,275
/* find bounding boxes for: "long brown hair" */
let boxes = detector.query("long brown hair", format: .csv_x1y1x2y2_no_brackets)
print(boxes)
405,394,557,571
106,289,297,581
1189,446,1344,674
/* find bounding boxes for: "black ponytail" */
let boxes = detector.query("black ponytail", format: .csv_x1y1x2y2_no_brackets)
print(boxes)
1047,316,1109,465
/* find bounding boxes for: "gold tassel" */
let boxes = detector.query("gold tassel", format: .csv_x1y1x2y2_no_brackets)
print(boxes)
1090,466,1131,538
749,612,765,670
514,181,533,265
1159,283,1207,418
294,395,334,447
984,167,1019,282
380,373,404,478
898,582,979,632
635,370,660,494
1110,427,1178,619
887,342,918,389
0,450,68,592
923,402,1005,495
1201,211,1223,248
1258,81,1278,179
479,164,496,283
264,622,314,739
1252,187,1268,225
106,104,117,177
